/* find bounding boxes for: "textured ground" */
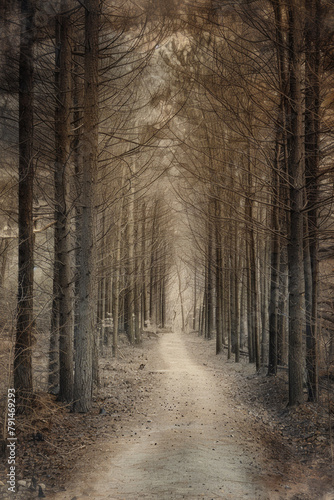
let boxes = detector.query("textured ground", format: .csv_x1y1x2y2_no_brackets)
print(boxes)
1,329,333,499
45,331,331,500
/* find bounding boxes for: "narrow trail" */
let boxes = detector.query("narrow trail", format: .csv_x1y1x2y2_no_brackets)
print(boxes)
51,332,283,499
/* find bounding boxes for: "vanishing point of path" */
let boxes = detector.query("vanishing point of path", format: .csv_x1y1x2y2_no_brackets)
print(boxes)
50,331,299,500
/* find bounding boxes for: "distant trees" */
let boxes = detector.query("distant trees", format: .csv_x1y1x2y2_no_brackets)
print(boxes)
162,0,334,406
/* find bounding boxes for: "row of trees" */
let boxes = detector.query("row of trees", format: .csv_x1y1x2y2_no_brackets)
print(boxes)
0,0,175,416
1,0,334,425
166,0,334,406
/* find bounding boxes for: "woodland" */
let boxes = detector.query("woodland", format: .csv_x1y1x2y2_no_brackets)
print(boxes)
0,0,334,497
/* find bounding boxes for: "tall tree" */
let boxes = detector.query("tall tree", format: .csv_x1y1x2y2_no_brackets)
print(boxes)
54,0,74,403
73,0,100,413
268,0,287,377
287,0,305,406
304,0,321,402
14,0,35,412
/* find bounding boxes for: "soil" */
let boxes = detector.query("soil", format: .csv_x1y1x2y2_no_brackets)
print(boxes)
1,329,334,499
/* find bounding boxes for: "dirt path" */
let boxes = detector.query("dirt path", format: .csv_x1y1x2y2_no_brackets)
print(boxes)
49,331,310,500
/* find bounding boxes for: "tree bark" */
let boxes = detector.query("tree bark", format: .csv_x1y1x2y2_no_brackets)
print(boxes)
149,201,158,324
113,175,125,356
287,0,305,406
73,0,100,412
55,1,74,403
206,202,213,340
126,176,135,343
14,0,35,412
193,266,197,331
233,224,240,363
304,0,320,402
215,198,223,354
141,202,148,328
268,141,281,376
48,272,59,393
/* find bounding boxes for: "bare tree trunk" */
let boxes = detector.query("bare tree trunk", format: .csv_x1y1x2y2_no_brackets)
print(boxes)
215,199,223,354
126,175,135,343
261,236,270,367
134,278,141,343
303,220,316,398
226,261,232,360
268,148,281,376
287,0,305,406
97,212,106,347
304,0,320,402
100,276,106,346
245,146,260,369
160,247,167,329
149,201,158,325
48,271,59,393
206,204,213,340
193,266,197,331
134,202,142,343
72,41,84,358
112,197,123,357
0,239,10,289
141,203,148,328
199,300,204,336
14,0,35,412
268,0,288,376
203,264,208,337
55,1,74,403
247,239,254,364
234,225,240,363
250,232,261,370
177,266,185,332
240,267,247,350
278,249,289,365
73,0,100,412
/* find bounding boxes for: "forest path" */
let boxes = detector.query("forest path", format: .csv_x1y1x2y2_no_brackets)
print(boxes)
50,331,293,499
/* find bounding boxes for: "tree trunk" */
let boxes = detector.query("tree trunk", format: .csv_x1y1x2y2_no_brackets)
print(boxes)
134,202,142,343
268,143,281,376
206,205,213,340
0,239,10,290
268,0,289,376
234,225,240,363
177,266,185,332
226,265,232,360
215,199,223,354
247,238,254,364
149,201,158,325
303,221,317,399
160,248,166,329
14,0,35,412
48,271,59,393
126,176,135,343
287,0,305,406
73,0,100,413
55,1,74,403
193,267,197,331
304,0,320,402
278,249,289,365
141,203,148,328
112,194,124,357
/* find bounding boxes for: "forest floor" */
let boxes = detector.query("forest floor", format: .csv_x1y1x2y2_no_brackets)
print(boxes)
1,329,334,499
